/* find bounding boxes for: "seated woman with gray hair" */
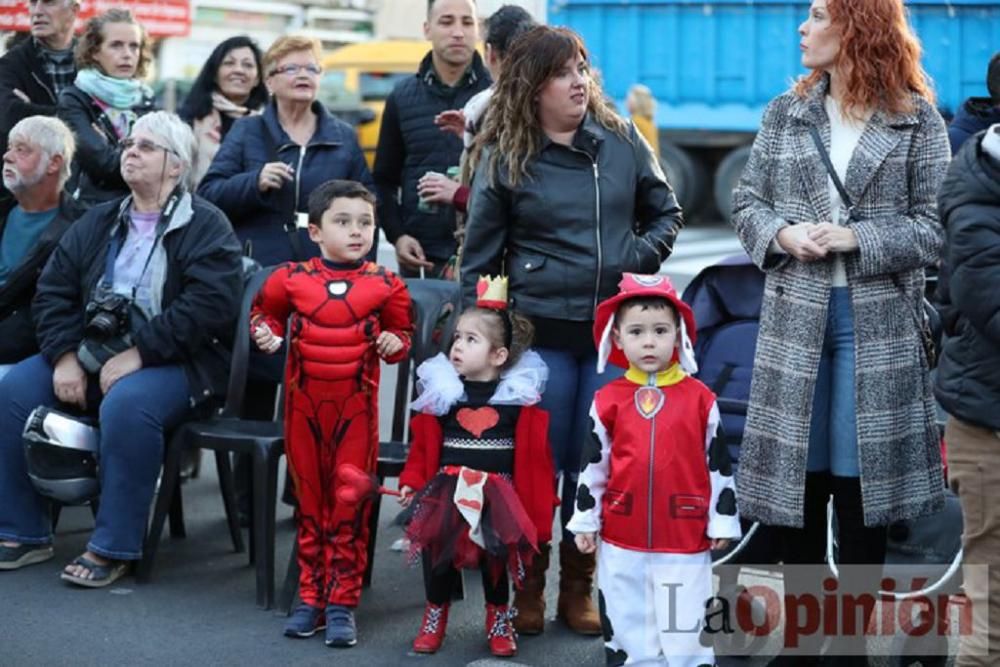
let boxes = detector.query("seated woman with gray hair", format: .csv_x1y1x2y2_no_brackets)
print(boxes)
0,111,243,586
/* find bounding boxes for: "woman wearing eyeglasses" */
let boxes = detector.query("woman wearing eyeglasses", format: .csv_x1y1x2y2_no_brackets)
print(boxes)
0,111,242,586
57,9,156,207
199,35,374,267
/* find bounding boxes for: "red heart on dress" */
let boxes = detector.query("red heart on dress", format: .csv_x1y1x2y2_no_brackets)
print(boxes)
456,407,499,439
456,497,483,512
461,468,485,486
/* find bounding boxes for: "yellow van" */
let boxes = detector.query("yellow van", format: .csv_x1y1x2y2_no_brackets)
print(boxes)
320,40,432,169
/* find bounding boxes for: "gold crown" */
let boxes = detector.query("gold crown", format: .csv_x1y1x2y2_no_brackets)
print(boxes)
476,274,509,309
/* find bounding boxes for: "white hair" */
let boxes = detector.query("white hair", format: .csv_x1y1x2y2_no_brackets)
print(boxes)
130,111,196,190
8,115,76,188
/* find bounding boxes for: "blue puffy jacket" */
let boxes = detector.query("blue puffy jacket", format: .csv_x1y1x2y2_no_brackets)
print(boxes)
198,100,374,266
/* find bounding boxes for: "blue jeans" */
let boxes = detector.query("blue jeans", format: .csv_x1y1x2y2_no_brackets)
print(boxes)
536,346,623,541
0,354,192,560
806,287,860,477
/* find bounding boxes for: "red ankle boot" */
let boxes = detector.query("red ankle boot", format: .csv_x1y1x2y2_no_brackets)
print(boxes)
485,603,517,657
412,602,449,654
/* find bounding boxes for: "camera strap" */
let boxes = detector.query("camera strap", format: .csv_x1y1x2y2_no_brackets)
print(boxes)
100,187,184,300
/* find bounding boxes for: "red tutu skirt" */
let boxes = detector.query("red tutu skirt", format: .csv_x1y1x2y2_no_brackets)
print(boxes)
404,467,538,587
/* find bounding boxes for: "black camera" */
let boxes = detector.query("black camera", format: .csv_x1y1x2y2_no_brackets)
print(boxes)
78,287,141,374
83,290,131,340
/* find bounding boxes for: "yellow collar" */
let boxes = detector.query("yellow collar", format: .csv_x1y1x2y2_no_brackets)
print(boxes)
624,363,686,387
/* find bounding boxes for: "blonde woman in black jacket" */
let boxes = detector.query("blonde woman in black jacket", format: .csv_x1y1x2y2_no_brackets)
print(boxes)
461,25,683,636
58,9,156,206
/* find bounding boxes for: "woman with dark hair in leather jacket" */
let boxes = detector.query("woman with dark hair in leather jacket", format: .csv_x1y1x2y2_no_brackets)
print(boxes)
461,25,683,637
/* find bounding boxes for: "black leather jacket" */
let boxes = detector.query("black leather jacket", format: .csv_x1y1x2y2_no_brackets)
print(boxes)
461,115,683,320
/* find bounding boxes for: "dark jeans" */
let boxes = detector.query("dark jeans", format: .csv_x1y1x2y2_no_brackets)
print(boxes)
536,346,622,542
0,354,191,560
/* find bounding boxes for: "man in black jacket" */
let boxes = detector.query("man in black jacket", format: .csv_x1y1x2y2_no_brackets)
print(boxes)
373,0,491,276
948,52,1000,155
935,126,1000,661
0,0,80,203
0,115,80,374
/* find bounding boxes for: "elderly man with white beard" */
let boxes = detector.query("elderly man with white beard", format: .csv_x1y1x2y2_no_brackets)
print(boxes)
0,116,81,376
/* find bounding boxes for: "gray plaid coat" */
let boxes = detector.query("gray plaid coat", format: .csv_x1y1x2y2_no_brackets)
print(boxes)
731,77,949,528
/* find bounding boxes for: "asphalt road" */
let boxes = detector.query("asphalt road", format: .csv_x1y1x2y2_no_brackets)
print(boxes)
0,469,609,666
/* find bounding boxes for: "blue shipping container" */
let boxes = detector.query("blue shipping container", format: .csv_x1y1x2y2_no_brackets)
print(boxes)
548,0,1000,133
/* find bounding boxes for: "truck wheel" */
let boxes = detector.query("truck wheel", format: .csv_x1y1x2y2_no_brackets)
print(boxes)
714,145,752,222
659,140,708,218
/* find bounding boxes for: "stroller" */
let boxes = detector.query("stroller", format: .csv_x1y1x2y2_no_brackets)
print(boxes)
681,255,963,601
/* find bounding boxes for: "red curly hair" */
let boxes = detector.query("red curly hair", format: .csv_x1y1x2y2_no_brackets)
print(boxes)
794,0,934,115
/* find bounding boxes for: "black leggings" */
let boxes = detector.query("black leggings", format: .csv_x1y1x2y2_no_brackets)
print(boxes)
779,472,888,565
773,472,888,666
423,552,509,606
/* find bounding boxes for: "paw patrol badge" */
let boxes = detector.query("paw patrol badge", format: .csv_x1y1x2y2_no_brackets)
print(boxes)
634,386,664,419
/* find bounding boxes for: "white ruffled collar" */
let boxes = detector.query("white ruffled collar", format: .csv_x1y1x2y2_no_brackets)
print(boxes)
409,350,549,416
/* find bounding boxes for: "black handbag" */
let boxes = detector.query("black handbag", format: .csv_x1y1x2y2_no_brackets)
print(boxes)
807,126,938,367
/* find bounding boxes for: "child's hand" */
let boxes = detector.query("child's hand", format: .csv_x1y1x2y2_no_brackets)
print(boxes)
575,533,597,554
253,323,282,354
710,538,731,551
398,485,414,508
376,331,404,358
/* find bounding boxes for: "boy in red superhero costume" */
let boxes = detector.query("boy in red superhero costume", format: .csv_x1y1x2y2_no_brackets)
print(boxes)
567,273,741,666
397,275,558,658
251,180,413,647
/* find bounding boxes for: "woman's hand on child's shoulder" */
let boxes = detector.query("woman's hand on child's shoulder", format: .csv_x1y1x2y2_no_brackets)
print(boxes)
376,331,404,359
253,323,282,354
399,485,414,508
710,538,731,551
574,533,598,554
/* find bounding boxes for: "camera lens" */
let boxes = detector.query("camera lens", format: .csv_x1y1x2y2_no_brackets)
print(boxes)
85,311,118,339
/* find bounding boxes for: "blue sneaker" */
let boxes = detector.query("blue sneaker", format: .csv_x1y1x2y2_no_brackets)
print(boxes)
0,543,54,570
325,605,357,647
284,603,325,638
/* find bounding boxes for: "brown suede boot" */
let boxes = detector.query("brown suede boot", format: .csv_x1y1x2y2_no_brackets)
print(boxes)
556,541,602,635
512,542,550,635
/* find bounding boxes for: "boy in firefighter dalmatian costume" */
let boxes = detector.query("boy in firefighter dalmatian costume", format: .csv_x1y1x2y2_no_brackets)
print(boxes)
567,273,741,666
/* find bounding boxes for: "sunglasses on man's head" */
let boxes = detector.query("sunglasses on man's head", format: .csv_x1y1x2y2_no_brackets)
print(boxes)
120,137,177,156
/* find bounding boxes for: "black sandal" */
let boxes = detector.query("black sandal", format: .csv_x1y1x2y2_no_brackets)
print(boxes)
60,555,128,588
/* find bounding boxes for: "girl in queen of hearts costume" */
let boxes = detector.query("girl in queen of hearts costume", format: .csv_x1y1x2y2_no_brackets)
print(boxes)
567,273,742,666
397,275,559,658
